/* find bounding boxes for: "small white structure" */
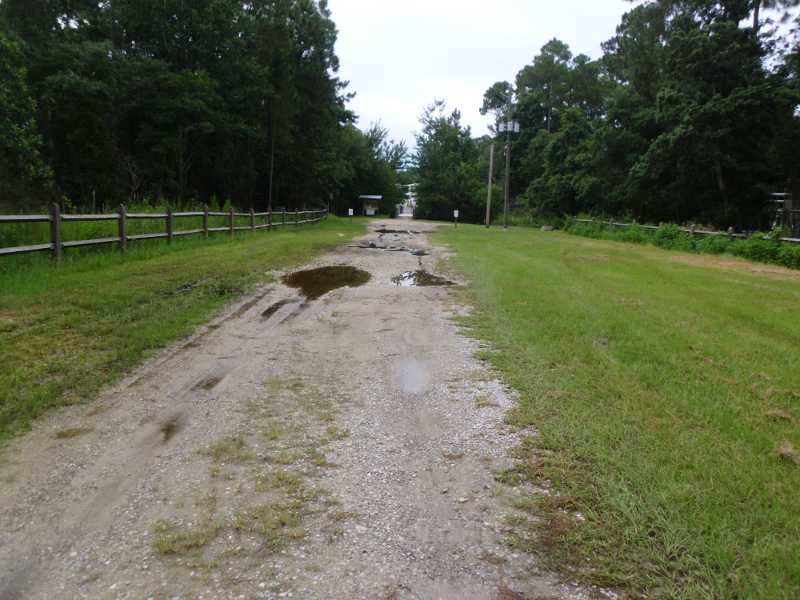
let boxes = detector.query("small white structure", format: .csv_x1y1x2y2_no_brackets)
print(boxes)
359,195,382,216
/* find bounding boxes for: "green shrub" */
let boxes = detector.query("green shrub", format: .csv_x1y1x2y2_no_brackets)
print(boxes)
564,218,800,271
695,235,731,255
730,235,780,264
619,224,649,244
776,244,800,269
653,224,682,248
650,224,695,252
674,232,697,252
566,220,605,239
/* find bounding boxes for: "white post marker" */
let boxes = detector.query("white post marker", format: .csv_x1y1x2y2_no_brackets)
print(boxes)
348,208,354,218
454,209,459,228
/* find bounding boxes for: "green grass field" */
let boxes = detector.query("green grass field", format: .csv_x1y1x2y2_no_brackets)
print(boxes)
439,226,800,600
0,217,366,444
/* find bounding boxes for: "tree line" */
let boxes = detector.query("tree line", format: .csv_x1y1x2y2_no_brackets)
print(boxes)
0,0,406,213
414,0,800,229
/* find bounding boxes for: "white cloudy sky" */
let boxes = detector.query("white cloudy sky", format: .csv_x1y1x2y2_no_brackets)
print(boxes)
328,0,633,148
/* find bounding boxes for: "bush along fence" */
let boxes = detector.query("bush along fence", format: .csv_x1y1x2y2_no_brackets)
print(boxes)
0,205,328,262
566,217,800,270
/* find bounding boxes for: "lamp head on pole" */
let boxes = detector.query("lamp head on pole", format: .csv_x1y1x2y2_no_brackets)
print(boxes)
498,121,520,135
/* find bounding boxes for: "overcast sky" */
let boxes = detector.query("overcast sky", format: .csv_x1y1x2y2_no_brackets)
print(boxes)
328,0,633,149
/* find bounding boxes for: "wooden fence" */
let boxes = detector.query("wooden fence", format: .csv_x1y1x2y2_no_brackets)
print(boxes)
0,205,328,262
571,218,800,245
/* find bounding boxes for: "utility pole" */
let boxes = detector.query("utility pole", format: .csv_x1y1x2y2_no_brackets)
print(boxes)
267,111,276,213
503,126,511,230
499,114,520,230
485,144,494,228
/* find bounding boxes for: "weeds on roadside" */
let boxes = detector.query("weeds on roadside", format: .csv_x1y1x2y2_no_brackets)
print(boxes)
565,220,800,270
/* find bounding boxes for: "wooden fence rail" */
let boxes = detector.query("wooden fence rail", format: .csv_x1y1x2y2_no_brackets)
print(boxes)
0,205,328,261
571,218,800,245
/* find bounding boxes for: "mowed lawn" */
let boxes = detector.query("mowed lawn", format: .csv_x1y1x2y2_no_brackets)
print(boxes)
0,217,366,444
440,226,800,600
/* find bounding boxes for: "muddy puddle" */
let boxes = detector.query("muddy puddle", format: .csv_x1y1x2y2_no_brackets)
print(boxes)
350,242,429,256
374,228,420,235
282,266,371,300
391,271,455,287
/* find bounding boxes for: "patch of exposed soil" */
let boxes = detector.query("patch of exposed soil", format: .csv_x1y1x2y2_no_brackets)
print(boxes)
668,253,800,279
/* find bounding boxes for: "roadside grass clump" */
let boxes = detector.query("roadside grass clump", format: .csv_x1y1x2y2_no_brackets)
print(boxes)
154,518,222,555
0,217,367,444
440,224,800,600
154,493,221,556
565,218,800,271
204,434,251,463
232,499,306,552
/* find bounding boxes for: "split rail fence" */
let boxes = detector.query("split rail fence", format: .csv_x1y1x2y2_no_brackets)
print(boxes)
0,205,328,261
571,218,800,245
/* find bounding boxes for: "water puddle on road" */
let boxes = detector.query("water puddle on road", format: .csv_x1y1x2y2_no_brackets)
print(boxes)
374,228,420,235
391,270,455,287
282,266,371,300
350,242,429,256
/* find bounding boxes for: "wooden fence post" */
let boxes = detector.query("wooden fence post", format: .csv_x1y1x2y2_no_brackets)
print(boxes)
229,207,234,237
282,210,286,227
250,208,255,231
268,209,272,231
118,204,127,255
49,202,62,263
166,207,173,244
294,210,298,226
203,204,209,238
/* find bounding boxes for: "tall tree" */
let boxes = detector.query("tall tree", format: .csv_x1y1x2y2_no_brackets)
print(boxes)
436,0,800,227
0,0,380,211
414,101,483,222
0,26,53,209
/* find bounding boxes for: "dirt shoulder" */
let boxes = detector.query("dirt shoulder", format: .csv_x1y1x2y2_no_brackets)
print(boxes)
0,220,594,600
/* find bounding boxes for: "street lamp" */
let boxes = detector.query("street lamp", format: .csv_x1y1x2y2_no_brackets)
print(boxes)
498,119,520,230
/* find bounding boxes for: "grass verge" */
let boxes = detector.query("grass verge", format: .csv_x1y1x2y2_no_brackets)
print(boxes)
0,216,367,444
566,220,800,270
439,225,800,600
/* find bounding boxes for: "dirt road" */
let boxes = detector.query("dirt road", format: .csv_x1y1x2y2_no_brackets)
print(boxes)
0,221,590,599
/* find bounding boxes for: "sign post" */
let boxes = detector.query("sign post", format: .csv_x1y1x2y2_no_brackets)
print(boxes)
454,209,459,228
